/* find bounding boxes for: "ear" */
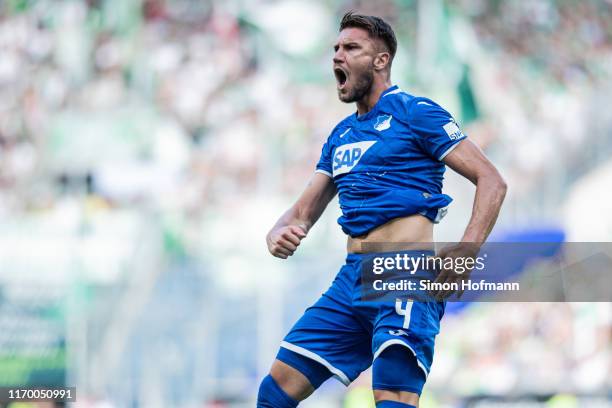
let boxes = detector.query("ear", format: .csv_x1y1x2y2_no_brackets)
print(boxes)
373,52,390,72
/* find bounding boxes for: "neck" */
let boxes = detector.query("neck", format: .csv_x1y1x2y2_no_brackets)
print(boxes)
356,77,392,116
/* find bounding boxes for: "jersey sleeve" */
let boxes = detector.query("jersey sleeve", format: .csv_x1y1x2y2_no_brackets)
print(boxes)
315,138,333,177
407,98,467,161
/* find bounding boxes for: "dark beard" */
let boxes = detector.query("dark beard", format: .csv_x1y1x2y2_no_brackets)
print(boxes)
339,69,373,103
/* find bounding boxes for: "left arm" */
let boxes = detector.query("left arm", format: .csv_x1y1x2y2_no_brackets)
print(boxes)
443,139,507,246
406,98,507,238
433,139,507,298
405,99,507,298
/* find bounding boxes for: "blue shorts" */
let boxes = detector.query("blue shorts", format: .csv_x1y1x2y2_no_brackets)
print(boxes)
279,251,445,389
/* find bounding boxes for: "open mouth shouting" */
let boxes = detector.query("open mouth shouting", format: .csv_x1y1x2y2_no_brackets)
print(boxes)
334,66,349,91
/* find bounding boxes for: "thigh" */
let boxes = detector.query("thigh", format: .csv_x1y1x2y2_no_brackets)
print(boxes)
372,300,446,381
281,267,373,386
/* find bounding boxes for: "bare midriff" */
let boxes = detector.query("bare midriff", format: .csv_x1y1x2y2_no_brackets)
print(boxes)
347,214,434,253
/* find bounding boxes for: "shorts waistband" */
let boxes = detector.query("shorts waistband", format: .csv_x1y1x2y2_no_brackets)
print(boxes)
346,249,436,263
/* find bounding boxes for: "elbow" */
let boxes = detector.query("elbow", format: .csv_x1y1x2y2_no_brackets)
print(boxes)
477,169,507,201
494,172,507,203
497,173,507,195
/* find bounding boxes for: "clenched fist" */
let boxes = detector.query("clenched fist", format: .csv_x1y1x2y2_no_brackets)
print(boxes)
266,225,307,259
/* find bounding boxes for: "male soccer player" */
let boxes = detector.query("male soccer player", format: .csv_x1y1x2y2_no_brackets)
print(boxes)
258,12,506,408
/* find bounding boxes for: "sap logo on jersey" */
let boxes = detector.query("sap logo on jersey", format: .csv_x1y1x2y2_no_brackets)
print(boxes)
332,141,376,176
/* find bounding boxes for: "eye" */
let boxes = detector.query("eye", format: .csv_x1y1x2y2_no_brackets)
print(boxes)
333,45,339,52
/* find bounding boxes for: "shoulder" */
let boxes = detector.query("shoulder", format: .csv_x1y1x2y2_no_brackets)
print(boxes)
404,96,453,122
381,88,452,118
379,88,415,116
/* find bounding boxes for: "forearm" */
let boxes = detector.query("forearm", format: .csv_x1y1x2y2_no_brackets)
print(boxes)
461,174,507,245
271,205,314,234
266,173,335,258
269,173,336,235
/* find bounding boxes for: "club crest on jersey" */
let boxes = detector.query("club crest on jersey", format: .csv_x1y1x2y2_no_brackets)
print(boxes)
374,114,392,131
332,141,376,177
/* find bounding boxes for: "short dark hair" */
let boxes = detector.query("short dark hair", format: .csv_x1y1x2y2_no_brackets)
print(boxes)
339,11,397,61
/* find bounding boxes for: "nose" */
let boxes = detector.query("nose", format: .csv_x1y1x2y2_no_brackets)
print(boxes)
333,49,344,65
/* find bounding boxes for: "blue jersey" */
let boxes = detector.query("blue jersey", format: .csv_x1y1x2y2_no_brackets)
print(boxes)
316,85,467,237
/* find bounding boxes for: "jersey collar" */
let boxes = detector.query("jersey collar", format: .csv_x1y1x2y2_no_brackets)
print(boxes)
355,85,399,122
381,84,399,97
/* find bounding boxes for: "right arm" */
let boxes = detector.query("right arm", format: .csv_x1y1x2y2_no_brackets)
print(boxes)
266,172,336,259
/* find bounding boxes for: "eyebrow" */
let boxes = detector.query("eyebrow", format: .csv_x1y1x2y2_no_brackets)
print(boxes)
333,41,361,50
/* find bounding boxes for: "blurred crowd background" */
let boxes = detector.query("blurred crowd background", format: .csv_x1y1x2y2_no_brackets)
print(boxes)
0,0,610,407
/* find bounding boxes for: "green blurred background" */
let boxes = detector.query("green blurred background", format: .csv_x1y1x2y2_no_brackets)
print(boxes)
0,0,610,407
